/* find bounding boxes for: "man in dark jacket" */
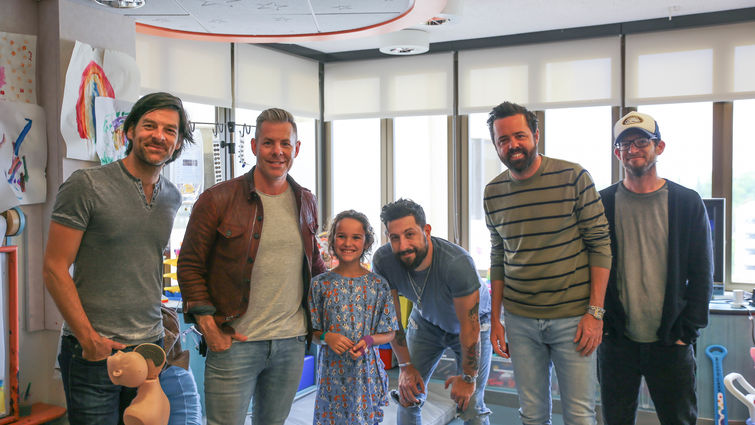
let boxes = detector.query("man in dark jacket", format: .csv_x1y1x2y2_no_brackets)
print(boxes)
598,111,713,425
177,108,326,425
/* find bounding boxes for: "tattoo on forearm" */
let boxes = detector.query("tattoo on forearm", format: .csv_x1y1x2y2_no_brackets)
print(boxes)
395,328,407,347
464,341,480,372
468,302,479,323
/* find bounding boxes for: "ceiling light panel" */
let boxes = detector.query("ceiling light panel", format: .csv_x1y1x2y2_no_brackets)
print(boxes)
310,0,412,14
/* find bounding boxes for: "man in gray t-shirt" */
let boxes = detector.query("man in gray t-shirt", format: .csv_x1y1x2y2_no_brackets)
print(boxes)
44,92,194,424
372,199,492,425
599,111,713,425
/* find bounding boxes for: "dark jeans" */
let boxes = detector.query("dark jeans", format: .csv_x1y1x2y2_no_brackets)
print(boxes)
58,335,162,425
597,334,697,425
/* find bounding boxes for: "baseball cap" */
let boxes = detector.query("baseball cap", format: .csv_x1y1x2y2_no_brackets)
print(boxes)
613,111,661,145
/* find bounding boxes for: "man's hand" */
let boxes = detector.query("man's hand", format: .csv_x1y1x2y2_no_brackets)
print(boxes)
398,365,426,406
197,315,247,352
444,376,475,411
490,321,509,358
81,334,126,361
574,314,603,356
324,333,354,355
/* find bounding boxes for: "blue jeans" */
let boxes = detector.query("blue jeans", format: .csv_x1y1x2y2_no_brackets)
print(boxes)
597,335,697,425
160,365,202,425
58,335,162,425
504,312,597,425
204,336,306,425
399,310,492,425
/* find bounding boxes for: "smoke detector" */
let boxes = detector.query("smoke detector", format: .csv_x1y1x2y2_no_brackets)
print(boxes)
379,29,430,56
93,0,145,9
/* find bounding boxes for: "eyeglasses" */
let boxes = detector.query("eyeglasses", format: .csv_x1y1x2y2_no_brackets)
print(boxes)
614,137,656,151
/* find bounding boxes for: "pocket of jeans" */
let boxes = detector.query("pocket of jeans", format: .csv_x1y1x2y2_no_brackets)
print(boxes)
407,317,418,331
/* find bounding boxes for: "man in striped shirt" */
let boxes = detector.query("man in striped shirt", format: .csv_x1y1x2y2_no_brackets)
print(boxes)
484,101,612,425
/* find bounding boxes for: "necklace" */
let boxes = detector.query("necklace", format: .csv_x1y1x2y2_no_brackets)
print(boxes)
407,265,431,311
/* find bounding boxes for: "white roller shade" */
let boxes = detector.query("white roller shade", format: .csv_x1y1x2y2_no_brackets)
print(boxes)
459,36,621,113
324,53,453,120
626,22,755,105
235,44,320,118
135,33,232,107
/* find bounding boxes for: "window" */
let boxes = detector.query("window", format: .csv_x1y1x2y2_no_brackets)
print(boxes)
468,113,505,272
166,101,219,284
234,108,318,194
544,106,613,191
331,118,382,254
732,99,755,284
637,102,712,197
393,115,449,239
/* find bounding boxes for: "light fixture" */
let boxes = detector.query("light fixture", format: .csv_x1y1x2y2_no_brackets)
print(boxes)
379,29,430,56
424,0,462,27
94,0,145,9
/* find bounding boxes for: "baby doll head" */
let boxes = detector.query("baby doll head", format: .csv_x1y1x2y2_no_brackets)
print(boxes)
107,351,148,388
327,210,375,263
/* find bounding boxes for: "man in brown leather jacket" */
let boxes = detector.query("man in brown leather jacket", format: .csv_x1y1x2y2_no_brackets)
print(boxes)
177,108,326,425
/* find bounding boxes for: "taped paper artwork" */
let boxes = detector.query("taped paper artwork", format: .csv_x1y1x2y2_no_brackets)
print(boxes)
95,97,134,165
0,100,47,210
61,41,139,161
0,31,36,104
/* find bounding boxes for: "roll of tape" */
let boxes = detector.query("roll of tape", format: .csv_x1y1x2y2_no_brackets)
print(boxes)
2,207,25,236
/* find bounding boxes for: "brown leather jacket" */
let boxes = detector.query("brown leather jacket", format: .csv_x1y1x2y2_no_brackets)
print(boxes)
177,168,326,337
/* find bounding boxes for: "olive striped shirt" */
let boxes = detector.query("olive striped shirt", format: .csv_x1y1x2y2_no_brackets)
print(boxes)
484,156,612,319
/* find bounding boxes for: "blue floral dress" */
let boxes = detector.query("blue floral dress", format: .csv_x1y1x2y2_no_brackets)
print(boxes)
308,271,399,425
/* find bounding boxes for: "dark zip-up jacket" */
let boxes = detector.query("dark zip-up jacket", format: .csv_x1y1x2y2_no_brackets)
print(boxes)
177,168,326,339
600,180,713,345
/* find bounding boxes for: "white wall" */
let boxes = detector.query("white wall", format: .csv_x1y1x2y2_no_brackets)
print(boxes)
1,0,135,413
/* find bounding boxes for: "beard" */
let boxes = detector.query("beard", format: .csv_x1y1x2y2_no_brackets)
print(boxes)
502,145,538,173
395,235,429,270
624,155,657,177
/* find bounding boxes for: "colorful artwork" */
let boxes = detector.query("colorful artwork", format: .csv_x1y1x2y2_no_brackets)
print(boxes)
0,100,47,209
77,62,115,141
95,97,133,165
61,41,139,161
0,31,36,104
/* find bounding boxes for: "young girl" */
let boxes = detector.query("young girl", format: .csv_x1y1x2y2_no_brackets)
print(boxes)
309,210,399,425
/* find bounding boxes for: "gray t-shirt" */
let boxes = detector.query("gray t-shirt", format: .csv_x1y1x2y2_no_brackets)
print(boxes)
51,160,181,344
616,182,669,342
231,186,306,340
372,236,491,334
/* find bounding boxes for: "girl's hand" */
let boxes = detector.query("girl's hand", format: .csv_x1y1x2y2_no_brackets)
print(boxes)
348,340,368,360
324,333,354,355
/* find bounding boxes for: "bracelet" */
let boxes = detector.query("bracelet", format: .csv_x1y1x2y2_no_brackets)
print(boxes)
398,362,412,368
320,331,328,341
361,335,374,348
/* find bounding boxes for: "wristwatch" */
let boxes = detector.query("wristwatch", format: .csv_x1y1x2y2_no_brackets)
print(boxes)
462,373,477,384
586,305,605,320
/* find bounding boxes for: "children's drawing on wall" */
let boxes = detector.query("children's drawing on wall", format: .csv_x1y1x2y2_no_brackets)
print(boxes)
60,41,140,162
0,31,36,104
95,97,134,165
0,101,47,211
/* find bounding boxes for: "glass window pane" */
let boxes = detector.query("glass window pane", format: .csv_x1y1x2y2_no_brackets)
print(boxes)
235,108,317,195
732,99,755,284
468,113,506,273
394,116,448,239
234,107,260,178
332,118,382,257
544,106,613,191
637,102,712,197
166,101,219,281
